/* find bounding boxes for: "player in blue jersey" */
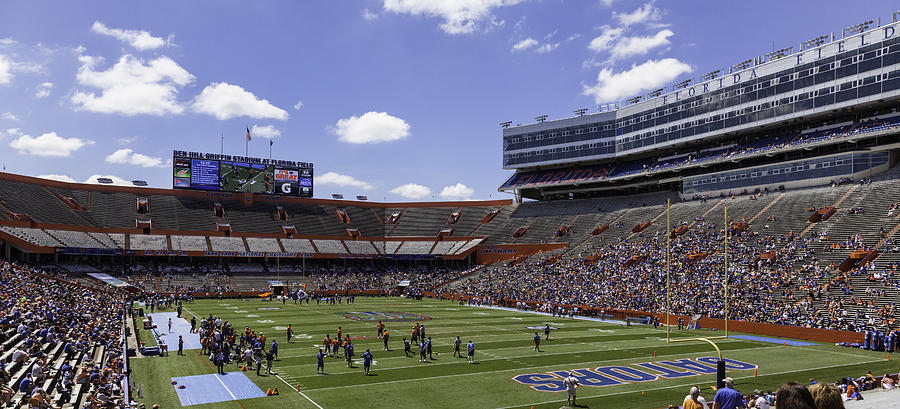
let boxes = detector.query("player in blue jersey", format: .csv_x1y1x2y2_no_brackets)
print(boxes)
345,340,354,368
533,332,542,352
316,349,326,374
467,341,475,364
362,349,373,375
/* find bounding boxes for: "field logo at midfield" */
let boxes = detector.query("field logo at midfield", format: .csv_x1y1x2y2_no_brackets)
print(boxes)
342,311,432,322
513,357,757,392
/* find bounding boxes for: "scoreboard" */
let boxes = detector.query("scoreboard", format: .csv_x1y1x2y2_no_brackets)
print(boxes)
172,150,313,197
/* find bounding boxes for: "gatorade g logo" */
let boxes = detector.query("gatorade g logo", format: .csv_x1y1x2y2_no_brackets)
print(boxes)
342,311,432,322
276,181,295,195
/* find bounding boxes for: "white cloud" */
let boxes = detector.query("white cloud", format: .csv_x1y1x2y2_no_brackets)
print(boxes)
1,112,18,121
91,21,170,50
611,29,673,59
390,183,432,199
583,58,692,103
512,37,538,52
382,0,523,34
0,55,12,84
9,131,93,157
250,124,281,139
613,2,662,26
84,174,134,186
35,81,53,98
36,174,77,183
116,136,138,145
588,26,623,52
332,111,410,144
0,38,15,47
192,82,288,121
315,172,374,190
293,100,303,110
599,0,616,6
105,148,166,168
439,183,474,200
3,128,21,138
535,43,558,53
71,54,195,116
363,9,379,20
0,53,41,85
591,29,673,60
512,35,560,54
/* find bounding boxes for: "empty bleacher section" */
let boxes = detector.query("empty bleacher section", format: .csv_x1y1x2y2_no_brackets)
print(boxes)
0,227,62,247
384,241,402,255
170,235,209,251
208,236,247,252
90,232,125,249
280,238,316,253
311,239,346,254
45,229,104,248
430,240,456,255
396,240,434,254
128,234,168,250
343,240,379,254
245,237,281,252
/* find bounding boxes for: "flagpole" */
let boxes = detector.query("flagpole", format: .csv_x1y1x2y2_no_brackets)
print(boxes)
269,140,273,160
220,133,223,155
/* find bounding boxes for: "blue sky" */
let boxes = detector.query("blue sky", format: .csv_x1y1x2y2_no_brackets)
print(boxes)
0,1,894,200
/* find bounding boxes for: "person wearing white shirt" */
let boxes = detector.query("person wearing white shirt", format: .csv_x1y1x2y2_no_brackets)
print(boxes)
562,373,580,407
753,389,770,409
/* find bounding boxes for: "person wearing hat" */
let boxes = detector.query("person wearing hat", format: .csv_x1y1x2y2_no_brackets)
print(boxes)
682,386,708,409
712,377,744,409
753,389,769,409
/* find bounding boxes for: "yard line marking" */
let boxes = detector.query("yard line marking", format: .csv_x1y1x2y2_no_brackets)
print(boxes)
491,358,887,409
213,373,239,401
276,373,325,409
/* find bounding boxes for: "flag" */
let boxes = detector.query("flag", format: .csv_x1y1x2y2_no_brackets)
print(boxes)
246,127,251,142
270,140,273,146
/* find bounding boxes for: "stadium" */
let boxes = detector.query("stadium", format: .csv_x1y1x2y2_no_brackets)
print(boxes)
2,4,900,409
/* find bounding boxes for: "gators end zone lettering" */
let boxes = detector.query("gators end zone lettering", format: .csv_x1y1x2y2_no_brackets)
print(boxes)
342,311,432,322
512,357,757,392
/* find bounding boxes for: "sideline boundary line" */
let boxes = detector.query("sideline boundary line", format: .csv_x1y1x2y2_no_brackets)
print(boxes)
276,373,325,409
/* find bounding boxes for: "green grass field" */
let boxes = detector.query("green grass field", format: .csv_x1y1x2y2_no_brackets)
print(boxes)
130,297,896,409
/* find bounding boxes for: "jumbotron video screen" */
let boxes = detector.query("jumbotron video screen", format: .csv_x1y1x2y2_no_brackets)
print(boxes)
172,150,313,197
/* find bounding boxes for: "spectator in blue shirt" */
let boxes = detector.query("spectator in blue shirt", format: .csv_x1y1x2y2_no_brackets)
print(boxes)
18,375,32,395
713,377,747,409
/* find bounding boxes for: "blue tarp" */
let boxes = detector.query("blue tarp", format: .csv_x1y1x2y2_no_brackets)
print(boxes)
147,312,202,350
729,334,817,346
171,372,267,406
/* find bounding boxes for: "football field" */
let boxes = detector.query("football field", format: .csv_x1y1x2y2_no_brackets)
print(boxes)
130,297,894,409
219,163,273,193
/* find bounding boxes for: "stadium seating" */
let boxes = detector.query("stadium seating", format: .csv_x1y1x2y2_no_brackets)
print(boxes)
170,235,209,251
208,237,247,252
245,237,282,253
128,234,168,251
0,227,62,247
